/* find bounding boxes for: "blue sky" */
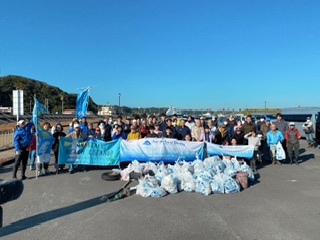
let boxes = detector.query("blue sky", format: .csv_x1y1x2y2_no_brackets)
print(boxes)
1,0,319,110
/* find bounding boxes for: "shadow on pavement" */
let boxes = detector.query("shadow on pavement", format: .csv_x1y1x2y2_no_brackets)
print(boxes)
0,192,120,237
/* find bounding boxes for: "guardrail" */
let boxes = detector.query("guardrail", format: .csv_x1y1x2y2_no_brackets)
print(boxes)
0,131,14,150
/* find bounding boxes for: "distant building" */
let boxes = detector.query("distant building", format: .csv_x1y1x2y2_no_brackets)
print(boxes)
0,107,12,113
99,106,117,116
62,109,75,115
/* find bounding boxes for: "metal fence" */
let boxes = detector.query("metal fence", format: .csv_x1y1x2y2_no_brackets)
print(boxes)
0,130,14,150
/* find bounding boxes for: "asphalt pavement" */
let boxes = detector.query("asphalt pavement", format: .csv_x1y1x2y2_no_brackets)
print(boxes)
0,140,320,240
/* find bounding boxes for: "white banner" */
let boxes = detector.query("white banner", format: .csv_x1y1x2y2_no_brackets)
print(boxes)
120,138,204,162
207,143,254,159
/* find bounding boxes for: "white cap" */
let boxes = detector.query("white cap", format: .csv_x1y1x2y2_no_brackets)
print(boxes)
17,119,25,125
289,122,295,126
73,123,80,128
132,119,137,123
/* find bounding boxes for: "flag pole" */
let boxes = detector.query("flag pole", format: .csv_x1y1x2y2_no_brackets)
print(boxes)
34,97,39,179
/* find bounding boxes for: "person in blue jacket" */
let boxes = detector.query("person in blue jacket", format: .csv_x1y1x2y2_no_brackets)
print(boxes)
112,125,126,140
13,119,34,179
266,123,284,165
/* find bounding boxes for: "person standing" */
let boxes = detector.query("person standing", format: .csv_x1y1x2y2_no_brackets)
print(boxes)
285,122,301,165
12,119,34,180
244,130,261,173
126,125,141,140
303,117,315,148
267,124,284,165
37,122,54,176
66,123,87,174
275,113,288,153
260,118,272,161
191,118,204,141
176,119,191,140
52,123,66,172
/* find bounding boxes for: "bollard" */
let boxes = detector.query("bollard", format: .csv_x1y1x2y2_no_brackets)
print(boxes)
0,179,24,228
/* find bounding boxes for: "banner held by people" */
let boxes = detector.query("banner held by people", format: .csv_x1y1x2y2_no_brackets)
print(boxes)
32,98,54,160
75,86,90,119
58,138,121,166
120,138,204,162
206,142,254,159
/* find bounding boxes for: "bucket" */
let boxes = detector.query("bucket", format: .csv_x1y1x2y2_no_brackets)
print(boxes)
236,171,249,189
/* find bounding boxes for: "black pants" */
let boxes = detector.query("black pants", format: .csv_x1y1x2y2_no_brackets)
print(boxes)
12,147,29,179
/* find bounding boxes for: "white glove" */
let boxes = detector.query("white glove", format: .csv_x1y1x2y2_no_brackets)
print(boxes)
15,150,22,155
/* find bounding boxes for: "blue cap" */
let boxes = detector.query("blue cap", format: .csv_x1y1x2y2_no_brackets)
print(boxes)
266,117,271,121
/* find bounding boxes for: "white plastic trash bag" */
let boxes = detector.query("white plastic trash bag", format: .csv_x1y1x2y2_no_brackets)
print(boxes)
161,174,178,194
150,187,167,198
223,176,240,194
276,141,286,160
240,162,254,182
195,179,211,196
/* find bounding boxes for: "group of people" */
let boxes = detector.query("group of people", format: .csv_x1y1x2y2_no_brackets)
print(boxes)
12,112,314,180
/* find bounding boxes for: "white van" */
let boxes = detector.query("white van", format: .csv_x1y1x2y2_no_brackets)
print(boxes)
281,107,320,138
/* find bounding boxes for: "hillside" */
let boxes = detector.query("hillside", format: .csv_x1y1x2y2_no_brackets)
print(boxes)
0,75,98,113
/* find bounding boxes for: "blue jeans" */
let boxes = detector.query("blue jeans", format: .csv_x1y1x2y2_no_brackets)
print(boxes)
28,150,36,169
305,133,314,142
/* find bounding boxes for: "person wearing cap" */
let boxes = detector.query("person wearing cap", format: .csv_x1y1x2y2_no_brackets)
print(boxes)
266,124,284,165
214,124,230,145
285,122,301,164
232,127,245,145
127,125,142,140
66,123,87,173
303,117,315,147
191,118,204,141
123,117,132,136
275,113,289,154
13,118,34,180
93,127,104,140
154,123,164,138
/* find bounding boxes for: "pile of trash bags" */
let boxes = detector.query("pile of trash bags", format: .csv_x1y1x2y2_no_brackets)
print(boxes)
120,156,255,198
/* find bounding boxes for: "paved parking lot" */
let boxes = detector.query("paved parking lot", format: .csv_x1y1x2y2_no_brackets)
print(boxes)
1,140,320,240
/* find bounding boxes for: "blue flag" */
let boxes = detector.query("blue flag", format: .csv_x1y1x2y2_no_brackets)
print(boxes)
76,87,90,119
33,99,54,157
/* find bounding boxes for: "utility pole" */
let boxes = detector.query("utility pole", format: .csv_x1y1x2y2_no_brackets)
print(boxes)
118,93,121,114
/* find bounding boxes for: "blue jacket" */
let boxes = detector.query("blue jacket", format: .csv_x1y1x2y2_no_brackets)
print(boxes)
112,132,126,140
266,130,284,146
13,121,34,151
79,122,88,135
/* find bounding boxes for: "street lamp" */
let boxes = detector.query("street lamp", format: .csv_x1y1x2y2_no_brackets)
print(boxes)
264,101,267,111
118,93,121,114
61,96,64,114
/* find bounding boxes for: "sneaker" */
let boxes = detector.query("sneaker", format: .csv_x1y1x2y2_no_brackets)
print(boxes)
45,169,50,175
38,170,44,176
21,176,28,180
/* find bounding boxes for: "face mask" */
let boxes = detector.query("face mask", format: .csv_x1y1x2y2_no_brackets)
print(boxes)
290,126,295,129
223,121,228,125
